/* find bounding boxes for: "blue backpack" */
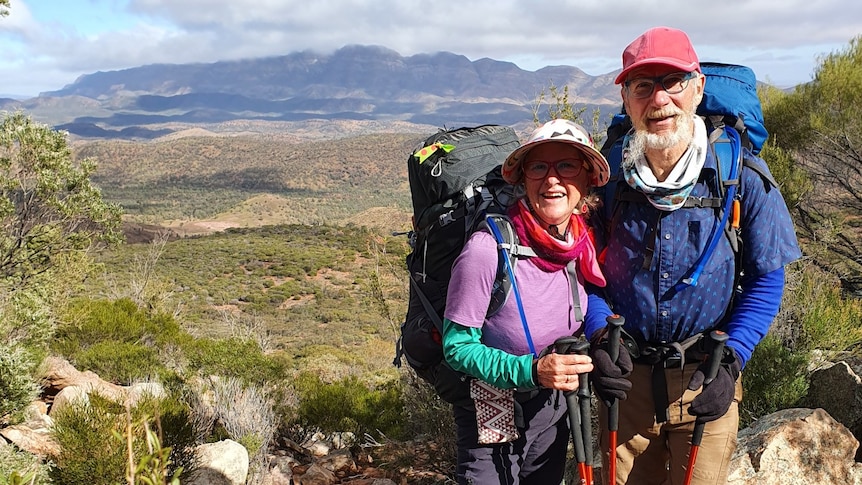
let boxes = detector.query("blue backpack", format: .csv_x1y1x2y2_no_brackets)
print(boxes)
599,62,777,291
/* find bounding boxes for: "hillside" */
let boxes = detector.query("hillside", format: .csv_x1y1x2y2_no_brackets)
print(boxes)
76,124,428,234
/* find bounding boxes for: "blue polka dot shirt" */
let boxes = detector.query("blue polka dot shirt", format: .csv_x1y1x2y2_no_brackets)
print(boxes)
585,148,802,366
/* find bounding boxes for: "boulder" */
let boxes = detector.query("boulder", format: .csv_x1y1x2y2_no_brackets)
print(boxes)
0,401,58,457
39,356,124,401
40,358,168,419
806,360,862,460
186,439,249,485
294,463,337,485
50,385,90,416
728,407,862,485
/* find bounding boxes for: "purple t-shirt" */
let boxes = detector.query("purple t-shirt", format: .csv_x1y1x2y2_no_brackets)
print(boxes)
444,230,587,356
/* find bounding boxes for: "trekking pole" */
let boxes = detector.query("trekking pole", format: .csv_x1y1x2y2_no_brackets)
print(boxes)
605,314,625,485
683,330,729,485
574,340,594,485
555,336,593,485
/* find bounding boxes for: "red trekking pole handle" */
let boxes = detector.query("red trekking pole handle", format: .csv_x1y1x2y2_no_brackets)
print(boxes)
683,330,729,485
605,314,625,484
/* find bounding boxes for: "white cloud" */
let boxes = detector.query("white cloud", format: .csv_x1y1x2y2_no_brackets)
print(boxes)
1,0,860,97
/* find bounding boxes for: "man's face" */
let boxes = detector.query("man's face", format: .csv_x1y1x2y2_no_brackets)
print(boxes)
621,66,705,152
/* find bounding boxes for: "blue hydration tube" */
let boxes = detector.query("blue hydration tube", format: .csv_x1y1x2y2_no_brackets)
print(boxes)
485,215,538,357
675,127,741,292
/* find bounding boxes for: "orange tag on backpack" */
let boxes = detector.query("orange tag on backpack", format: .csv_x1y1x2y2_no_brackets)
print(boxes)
731,199,741,229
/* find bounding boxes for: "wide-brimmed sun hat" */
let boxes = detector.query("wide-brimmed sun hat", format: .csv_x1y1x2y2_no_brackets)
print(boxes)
502,119,610,187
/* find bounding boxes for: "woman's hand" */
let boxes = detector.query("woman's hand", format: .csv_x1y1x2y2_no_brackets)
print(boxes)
535,352,593,392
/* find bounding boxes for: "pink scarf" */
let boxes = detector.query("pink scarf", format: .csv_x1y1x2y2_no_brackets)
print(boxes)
509,200,606,287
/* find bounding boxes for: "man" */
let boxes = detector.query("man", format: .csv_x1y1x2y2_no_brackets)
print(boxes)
584,26,802,484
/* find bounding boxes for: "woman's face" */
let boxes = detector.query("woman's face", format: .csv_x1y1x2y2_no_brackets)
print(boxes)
522,142,592,231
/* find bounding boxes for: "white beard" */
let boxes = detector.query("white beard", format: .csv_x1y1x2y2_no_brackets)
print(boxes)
627,114,695,161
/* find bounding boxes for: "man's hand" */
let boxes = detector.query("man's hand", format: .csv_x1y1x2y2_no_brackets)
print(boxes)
589,338,633,405
687,348,741,423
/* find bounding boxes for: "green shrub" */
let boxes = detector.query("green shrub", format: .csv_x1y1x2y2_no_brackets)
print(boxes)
133,395,198,478
740,335,809,428
794,273,862,355
54,298,187,359
50,394,128,485
757,139,812,211
0,286,56,351
74,341,167,385
743,264,862,427
0,444,52,484
0,344,39,420
184,337,287,385
124,416,182,485
294,373,404,439
52,298,191,385
51,392,195,485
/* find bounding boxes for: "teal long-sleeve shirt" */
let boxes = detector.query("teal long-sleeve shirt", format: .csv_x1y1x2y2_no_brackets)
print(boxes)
442,318,537,390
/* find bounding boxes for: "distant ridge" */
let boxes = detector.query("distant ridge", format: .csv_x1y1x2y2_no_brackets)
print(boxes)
6,45,624,138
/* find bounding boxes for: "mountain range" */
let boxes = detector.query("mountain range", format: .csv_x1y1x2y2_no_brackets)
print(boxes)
0,45,624,139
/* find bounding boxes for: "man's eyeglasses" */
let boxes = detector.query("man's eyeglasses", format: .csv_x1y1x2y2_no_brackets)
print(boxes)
522,158,587,180
624,71,698,99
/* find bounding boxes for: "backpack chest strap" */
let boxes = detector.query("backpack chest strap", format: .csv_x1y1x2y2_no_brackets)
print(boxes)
497,242,536,258
615,179,727,209
682,196,723,209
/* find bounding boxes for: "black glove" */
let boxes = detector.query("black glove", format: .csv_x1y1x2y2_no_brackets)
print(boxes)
687,347,741,423
589,337,633,405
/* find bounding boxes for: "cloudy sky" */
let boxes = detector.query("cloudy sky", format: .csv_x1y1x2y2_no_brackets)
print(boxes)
1,0,860,98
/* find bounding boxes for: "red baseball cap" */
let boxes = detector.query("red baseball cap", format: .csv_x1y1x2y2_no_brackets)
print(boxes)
614,26,701,85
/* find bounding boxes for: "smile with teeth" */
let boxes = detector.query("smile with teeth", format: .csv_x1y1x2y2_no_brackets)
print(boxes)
649,109,679,122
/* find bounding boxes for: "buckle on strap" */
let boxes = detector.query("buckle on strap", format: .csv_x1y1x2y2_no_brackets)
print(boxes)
632,333,707,365
438,210,455,226
633,333,710,423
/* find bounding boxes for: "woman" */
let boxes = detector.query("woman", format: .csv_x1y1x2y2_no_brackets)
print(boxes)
442,119,610,484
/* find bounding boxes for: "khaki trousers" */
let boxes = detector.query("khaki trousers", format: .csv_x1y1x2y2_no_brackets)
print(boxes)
598,363,742,485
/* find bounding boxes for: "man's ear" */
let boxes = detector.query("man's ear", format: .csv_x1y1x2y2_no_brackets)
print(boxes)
696,73,706,95
620,86,630,114
693,73,706,105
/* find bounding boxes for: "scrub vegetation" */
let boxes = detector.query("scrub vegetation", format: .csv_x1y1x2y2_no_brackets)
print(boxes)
2,31,862,485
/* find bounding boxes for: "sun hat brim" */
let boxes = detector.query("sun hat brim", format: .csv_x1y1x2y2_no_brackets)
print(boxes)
502,120,610,187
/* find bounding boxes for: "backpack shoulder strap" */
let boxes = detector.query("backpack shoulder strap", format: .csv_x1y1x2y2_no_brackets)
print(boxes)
482,215,584,324
565,261,584,323
675,126,744,291
480,214,535,318
483,214,538,356
741,153,778,189
710,124,741,197
482,214,536,259
680,124,738,209
599,114,630,222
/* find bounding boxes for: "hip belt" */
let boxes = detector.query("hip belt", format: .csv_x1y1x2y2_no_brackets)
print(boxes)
630,333,710,422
